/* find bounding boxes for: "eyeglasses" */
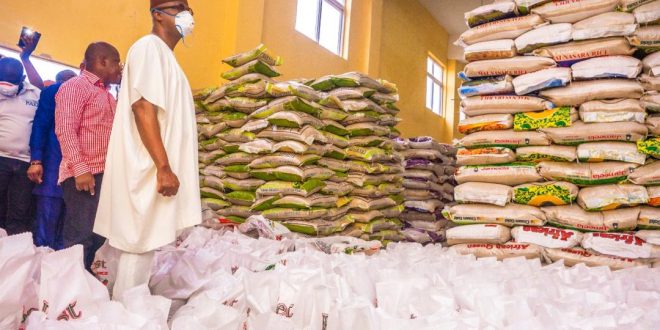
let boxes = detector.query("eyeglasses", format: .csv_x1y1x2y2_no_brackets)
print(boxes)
154,4,194,16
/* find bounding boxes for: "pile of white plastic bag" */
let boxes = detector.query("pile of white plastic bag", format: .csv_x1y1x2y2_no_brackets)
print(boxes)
6,224,659,329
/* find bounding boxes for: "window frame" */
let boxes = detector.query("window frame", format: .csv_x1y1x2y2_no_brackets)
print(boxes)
296,0,347,56
425,55,446,117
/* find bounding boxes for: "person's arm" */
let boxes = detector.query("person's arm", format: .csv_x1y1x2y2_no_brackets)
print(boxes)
27,87,56,183
20,34,44,90
132,98,179,197
54,84,95,194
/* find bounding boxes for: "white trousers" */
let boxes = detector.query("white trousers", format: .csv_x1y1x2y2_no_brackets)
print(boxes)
112,250,155,300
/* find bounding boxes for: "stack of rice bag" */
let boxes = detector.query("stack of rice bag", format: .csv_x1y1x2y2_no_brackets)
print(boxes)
196,45,405,243
306,73,406,244
396,137,457,244
446,0,660,268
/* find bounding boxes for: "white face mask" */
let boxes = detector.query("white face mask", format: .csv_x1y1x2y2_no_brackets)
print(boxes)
0,82,19,97
175,11,195,38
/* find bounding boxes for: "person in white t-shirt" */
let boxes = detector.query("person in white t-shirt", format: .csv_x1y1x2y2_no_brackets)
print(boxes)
94,0,201,299
0,57,41,235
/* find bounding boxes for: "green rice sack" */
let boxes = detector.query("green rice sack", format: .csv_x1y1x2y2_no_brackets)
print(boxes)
513,181,579,207
513,107,576,131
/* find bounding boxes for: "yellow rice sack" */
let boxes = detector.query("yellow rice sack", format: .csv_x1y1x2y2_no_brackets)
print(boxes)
512,181,579,206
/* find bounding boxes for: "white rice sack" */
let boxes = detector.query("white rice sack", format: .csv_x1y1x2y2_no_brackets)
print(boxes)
456,147,516,166
461,95,554,117
465,1,518,28
459,76,514,98
629,161,660,185
540,121,648,145
633,0,660,24
449,242,544,260
533,37,636,66
513,67,572,95
455,162,543,186
458,114,513,134
642,51,660,76
515,23,573,54
641,91,660,113
461,56,557,79
455,14,545,46
636,228,660,244
627,25,660,50
579,99,647,124
446,224,511,246
577,184,649,211
538,161,639,186
639,206,660,230
542,205,640,232
511,226,583,248
531,0,619,24
544,247,651,270
457,129,551,149
619,0,656,12
540,79,644,106
572,12,637,41
454,182,513,206
640,74,660,92
516,145,577,162
443,203,547,227
571,56,642,80
577,142,647,165
582,232,660,259
464,39,518,62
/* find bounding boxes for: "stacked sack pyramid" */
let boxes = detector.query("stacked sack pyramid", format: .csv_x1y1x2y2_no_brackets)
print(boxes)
396,137,457,244
445,0,660,269
195,45,407,244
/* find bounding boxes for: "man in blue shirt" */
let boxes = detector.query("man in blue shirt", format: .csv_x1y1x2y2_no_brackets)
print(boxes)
27,69,77,249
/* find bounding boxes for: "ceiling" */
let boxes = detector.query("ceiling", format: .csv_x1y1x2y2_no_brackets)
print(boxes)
418,0,487,61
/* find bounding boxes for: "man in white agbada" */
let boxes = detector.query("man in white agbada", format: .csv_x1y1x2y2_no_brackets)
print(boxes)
94,0,200,299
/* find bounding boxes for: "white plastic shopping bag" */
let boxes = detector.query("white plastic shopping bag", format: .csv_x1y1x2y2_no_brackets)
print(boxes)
91,240,122,294
0,233,38,329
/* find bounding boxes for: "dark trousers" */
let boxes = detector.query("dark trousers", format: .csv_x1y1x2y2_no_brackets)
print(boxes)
62,173,105,271
34,195,65,250
0,156,34,235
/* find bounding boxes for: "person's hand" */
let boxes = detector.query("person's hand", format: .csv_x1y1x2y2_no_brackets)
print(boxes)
157,167,179,197
27,164,43,184
75,172,96,195
19,33,40,59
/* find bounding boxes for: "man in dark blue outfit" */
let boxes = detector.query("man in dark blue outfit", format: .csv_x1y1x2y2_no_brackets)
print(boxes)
27,69,77,249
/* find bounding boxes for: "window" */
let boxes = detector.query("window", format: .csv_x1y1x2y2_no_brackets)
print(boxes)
0,46,79,83
426,56,444,116
295,0,346,56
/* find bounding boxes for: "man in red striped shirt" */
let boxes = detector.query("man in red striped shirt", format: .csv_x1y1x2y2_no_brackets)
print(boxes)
55,42,122,271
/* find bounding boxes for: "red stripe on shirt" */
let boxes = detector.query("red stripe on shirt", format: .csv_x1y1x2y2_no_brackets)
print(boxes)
55,70,116,182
